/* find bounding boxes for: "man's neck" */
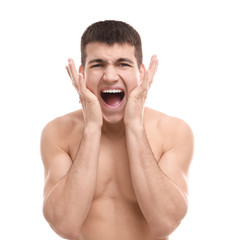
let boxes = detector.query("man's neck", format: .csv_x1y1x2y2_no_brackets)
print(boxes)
102,119,126,139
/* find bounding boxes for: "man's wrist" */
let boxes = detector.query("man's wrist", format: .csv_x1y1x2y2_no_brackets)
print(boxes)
84,123,102,135
124,120,144,132
124,114,143,126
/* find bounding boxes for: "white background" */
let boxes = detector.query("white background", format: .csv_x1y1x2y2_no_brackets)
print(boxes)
0,0,230,239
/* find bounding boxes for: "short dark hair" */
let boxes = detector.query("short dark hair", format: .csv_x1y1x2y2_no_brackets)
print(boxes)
81,20,143,68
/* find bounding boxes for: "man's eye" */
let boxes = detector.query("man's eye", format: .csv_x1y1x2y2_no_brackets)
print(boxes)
120,63,130,67
91,64,103,68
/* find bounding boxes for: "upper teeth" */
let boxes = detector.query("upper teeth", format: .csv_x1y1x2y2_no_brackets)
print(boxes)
102,89,123,93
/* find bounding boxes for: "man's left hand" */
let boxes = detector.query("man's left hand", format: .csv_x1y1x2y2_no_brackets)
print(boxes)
124,55,158,125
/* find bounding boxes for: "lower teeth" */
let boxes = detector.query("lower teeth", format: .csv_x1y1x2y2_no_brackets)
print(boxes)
101,92,124,106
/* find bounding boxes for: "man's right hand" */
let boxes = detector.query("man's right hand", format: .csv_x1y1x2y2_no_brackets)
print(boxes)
66,58,103,128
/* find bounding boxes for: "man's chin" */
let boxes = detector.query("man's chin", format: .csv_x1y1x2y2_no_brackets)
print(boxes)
102,114,124,125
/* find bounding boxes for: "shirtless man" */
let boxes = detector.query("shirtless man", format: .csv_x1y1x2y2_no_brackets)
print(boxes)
41,20,194,240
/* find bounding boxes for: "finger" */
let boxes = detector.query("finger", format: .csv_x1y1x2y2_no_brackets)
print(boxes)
78,73,86,92
65,65,71,79
78,73,94,99
66,65,78,91
141,69,150,90
148,55,159,86
68,58,80,83
133,69,149,97
68,58,81,90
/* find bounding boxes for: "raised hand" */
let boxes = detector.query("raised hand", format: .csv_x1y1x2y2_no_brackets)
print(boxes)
66,58,103,128
124,55,158,125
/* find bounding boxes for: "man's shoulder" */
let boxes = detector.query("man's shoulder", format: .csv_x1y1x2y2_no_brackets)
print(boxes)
144,107,193,156
144,107,193,136
41,110,84,138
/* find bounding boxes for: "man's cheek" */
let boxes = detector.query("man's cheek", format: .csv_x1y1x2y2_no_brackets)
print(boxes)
85,81,96,93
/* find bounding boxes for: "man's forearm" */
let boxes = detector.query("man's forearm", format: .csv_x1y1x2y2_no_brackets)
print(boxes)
43,125,101,238
125,123,187,238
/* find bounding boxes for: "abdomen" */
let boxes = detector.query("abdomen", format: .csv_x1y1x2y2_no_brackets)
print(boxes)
78,196,156,240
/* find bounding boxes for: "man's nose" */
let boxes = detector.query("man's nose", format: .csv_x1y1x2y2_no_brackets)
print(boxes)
102,66,119,83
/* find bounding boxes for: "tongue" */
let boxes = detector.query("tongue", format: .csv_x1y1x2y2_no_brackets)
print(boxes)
104,94,121,106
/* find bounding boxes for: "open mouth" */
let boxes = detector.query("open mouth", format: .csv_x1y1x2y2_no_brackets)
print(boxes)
100,89,125,107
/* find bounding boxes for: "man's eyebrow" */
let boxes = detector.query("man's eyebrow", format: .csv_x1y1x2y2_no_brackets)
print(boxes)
88,59,105,64
116,58,134,64
88,58,134,65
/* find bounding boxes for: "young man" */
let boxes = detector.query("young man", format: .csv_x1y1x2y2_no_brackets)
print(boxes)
41,20,194,240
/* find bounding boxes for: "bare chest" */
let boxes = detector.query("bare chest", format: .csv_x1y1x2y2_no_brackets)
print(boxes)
94,136,136,201
68,124,163,201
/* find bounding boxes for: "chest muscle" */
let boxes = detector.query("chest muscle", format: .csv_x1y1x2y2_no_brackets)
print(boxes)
94,137,136,202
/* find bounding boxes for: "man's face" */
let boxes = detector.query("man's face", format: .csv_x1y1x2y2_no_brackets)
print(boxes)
80,42,144,123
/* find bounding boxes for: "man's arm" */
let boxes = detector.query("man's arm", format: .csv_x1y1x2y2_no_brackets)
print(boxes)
41,122,101,239
41,59,102,239
125,118,193,238
124,56,193,238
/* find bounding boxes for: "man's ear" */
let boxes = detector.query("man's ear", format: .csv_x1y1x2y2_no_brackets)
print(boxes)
79,65,85,78
139,64,145,84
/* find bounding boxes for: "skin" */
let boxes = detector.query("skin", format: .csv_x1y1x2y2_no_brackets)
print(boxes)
41,43,194,240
